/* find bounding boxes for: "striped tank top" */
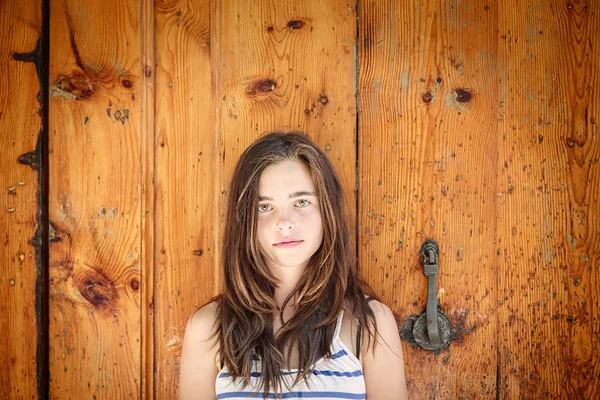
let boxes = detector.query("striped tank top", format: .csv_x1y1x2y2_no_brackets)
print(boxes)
215,310,366,399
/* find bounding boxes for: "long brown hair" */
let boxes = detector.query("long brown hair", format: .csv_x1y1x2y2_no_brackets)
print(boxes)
207,132,378,395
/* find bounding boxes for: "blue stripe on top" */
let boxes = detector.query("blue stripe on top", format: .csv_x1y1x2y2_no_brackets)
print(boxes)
311,369,362,378
330,349,347,359
216,392,366,399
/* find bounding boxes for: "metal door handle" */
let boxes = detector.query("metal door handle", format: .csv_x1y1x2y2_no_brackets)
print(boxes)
399,239,455,351
422,241,441,345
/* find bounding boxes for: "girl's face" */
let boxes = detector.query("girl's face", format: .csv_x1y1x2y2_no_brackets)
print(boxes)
256,159,324,273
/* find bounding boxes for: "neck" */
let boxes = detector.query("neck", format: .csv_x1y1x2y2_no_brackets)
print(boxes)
271,264,306,312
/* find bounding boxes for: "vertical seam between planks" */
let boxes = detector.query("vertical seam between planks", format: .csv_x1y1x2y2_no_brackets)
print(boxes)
495,2,501,398
219,0,223,298
139,4,144,399
211,0,218,298
40,0,50,398
355,0,360,275
496,361,501,400
211,0,215,299
140,0,157,397
212,0,224,297
151,2,157,397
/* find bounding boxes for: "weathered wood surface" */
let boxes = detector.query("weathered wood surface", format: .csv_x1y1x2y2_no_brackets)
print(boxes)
497,1,599,398
0,0,43,398
140,0,156,398
154,0,214,398
3,0,599,399
358,0,499,397
216,0,359,297
48,0,143,397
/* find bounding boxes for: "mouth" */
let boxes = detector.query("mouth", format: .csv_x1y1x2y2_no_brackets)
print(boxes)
273,239,304,247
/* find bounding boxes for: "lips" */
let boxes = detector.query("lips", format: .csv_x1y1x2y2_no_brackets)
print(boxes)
273,241,303,248
274,238,303,246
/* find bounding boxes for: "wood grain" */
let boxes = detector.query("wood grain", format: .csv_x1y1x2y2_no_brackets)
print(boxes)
48,0,143,397
359,0,499,397
0,0,43,398
141,0,156,398
154,0,214,398
497,1,600,398
3,0,598,398
217,0,359,244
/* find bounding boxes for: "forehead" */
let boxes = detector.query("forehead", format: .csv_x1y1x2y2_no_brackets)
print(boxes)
258,160,315,194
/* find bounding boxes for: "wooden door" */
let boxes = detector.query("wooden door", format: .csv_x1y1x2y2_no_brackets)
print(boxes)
1,0,598,399
1,0,44,399
358,1,599,398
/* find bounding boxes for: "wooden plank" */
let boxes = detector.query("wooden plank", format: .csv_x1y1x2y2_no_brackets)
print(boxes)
140,0,156,398
48,0,143,397
497,1,600,397
358,0,499,397
217,0,359,262
153,0,214,398
0,0,43,398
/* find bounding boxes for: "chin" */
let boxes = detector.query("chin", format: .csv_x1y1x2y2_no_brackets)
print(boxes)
272,255,312,268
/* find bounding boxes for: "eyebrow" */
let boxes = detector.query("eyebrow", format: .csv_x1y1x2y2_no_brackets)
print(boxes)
258,191,316,201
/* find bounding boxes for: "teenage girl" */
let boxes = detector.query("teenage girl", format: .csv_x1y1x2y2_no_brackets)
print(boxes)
179,132,408,399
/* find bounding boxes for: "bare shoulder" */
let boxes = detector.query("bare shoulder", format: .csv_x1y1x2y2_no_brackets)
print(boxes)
365,298,389,314
187,300,219,336
179,300,220,400
366,299,396,331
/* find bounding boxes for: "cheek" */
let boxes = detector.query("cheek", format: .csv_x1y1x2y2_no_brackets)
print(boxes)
308,210,324,236
256,215,273,231
256,219,268,242
256,217,276,252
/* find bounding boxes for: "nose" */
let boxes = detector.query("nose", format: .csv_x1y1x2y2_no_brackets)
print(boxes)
276,212,295,231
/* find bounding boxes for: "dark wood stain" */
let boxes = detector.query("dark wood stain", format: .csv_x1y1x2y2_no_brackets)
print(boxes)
18,151,40,170
422,91,433,103
63,5,84,71
77,269,119,309
454,88,472,102
51,72,95,100
287,19,304,29
450,308,479,344
246,79,277,96
12,37,44,111
14,17,51,397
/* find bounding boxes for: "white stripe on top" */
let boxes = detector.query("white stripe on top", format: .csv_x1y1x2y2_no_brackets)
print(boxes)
215,310,365,400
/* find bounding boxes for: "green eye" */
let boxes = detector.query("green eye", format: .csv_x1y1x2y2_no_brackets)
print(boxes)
259,200,310,212
258,204,271,212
